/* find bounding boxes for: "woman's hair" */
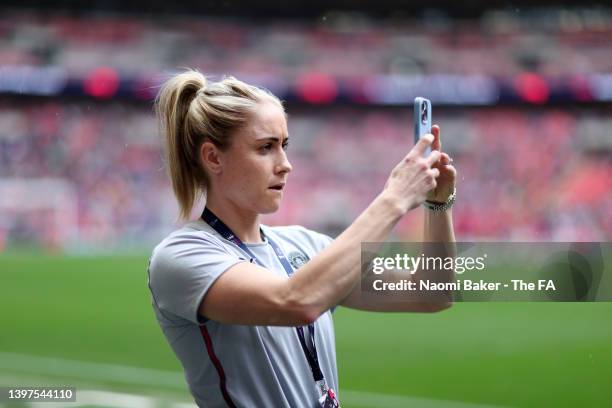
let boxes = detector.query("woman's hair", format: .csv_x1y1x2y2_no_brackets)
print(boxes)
155,69,283,220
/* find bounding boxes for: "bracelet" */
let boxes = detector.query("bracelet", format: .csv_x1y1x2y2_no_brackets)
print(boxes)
423,188,456,212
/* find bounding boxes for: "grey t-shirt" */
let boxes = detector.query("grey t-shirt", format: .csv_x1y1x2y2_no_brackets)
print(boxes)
147,220,338,408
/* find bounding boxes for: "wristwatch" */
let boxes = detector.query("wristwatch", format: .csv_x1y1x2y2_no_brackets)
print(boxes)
423,188,456,212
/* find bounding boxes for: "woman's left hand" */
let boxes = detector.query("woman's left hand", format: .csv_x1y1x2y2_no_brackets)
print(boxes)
426,125,457,203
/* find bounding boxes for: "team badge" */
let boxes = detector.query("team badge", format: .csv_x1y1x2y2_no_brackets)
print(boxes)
288,251,309,269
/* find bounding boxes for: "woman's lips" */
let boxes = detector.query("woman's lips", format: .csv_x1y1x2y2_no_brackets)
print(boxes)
269,183,285,190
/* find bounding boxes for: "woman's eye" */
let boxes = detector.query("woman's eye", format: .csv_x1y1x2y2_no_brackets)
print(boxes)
259,140,288,152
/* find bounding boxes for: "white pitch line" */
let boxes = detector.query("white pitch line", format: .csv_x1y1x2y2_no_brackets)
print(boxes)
0,351,508,408
0,351,185,389
28,390,160,408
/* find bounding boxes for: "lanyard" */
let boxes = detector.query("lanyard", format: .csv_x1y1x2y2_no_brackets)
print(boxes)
201,207,325,383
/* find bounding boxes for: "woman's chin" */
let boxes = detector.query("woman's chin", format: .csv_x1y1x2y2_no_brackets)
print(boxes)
259,199,282,214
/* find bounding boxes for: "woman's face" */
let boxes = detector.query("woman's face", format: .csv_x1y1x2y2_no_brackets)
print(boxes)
213,101,292,214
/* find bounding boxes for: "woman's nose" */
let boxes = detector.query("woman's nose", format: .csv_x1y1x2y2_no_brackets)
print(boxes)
276,152,292,174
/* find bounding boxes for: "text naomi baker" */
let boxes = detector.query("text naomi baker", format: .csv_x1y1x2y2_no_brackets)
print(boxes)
372,279,504,291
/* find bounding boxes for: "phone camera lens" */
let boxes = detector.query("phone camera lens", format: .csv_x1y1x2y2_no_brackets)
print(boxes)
421,104,428,124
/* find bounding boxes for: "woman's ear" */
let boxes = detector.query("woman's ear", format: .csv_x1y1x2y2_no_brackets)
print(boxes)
200,141,223,175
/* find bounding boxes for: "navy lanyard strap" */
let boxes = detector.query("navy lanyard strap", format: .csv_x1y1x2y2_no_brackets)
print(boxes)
296,326,324,382
201,207,325,383
202,207,250,250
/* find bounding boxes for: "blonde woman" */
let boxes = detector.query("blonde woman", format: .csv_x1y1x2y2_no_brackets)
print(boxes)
148,70,456,408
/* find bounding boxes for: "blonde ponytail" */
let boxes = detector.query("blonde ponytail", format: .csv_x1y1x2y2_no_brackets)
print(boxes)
155,69,282,220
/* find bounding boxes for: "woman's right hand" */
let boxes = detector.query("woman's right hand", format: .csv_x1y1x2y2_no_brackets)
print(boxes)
382,134,441,214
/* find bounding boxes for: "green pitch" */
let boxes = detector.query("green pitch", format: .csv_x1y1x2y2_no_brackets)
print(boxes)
1,254,611,407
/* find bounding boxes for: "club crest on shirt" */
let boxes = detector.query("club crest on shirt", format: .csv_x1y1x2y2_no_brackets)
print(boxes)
288,251,310,269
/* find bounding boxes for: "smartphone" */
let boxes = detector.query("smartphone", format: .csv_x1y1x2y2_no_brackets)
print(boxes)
413,97,432,155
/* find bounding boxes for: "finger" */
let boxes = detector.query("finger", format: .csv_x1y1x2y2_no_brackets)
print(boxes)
432,125,441,151
443,164,457,178
426,150,441,167
430,168,440,178
440,152,451,166
412,133,434,155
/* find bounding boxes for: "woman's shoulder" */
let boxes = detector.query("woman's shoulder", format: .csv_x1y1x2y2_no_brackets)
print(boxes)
157,219,223,245
150,220,230,265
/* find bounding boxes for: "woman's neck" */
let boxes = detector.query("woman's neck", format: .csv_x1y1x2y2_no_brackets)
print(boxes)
205,194,263,244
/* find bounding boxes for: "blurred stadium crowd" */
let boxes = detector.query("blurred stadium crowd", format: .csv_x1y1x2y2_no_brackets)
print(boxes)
2,10,612,77
0,10,611,251
1,102,610,251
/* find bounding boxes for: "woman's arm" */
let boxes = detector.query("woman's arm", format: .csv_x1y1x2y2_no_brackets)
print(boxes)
423,125,456,244
200,135,442,326
337,208,455,313
339,125,457,312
